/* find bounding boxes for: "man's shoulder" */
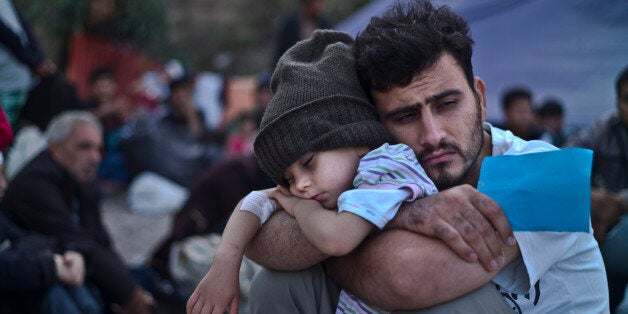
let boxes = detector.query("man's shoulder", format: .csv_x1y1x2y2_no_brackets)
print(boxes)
489,124,557,156
10,150,65,188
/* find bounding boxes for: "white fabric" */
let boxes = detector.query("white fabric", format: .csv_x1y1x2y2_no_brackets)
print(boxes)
0,0,33,92
338,189,410,229
488,123,609,313
193,72,224,130
5,125,46,181
127,172,189,215
0,0,27,44
240,191,278,225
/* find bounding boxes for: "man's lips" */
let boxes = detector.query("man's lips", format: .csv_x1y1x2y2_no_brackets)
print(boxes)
420,151,455,167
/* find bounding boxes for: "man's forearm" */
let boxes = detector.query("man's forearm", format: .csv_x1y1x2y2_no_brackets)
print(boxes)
385,186,515,272
245,210,328,270
326,229,519,310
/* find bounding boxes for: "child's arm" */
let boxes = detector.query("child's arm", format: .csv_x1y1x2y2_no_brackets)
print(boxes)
270,187,375,257
187,191,276,314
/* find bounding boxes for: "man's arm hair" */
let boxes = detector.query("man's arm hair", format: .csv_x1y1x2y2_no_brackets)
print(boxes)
324,186,518,310
326,229,520,310
245,209,329,270
387,185,514,271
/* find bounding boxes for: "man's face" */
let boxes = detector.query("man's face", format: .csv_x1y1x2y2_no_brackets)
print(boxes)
505,97,535,136
50,123,103,183
91,76,117,103
372,53,487,190
618,82,628,126
170,85,194,117
304,0,325,19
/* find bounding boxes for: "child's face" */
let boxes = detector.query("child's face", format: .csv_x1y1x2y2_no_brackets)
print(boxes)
283,147,369,210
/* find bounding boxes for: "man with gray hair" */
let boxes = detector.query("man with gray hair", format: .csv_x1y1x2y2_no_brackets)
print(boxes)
1,111,155,314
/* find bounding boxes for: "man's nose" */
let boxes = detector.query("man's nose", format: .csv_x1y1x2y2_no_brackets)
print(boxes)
91,148,102,163
418,112,446,147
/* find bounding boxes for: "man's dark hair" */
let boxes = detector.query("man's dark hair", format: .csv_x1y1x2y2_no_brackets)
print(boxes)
89,67,115,85
616,66,628,98
537,99,564,118
501,87,532,112
169,75,192,92
355,0,474,94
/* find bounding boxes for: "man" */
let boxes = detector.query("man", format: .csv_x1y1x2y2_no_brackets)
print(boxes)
0,106,96,314
1,111,154,313
498,87,542,140
122,76,220,187
83,67,128,186
0,211,98,314
246,1,608,313
566,66,628,313
537,98,570,147
274,0,330,67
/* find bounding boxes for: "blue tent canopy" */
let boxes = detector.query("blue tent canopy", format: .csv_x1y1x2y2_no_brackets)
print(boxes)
336,0,628,127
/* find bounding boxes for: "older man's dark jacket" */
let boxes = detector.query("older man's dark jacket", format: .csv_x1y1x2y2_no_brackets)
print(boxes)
1,150,136,305
0,210,57,313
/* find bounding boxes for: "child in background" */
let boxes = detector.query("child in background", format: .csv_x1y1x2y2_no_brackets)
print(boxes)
186,30,438,314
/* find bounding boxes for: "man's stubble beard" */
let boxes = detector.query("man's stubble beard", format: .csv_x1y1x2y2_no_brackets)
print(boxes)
427,100,485,190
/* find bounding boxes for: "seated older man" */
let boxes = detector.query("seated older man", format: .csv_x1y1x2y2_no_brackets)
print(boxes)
1,111,154,314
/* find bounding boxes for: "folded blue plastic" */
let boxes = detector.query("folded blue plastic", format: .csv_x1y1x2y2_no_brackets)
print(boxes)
477,148,592,232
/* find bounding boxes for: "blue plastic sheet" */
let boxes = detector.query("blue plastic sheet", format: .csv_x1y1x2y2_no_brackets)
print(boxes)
477,148,592,232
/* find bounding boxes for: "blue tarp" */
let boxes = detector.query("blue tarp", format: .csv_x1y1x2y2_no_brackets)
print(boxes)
336,0,628,127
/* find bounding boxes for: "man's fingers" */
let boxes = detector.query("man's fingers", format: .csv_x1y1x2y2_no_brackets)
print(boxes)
431,220,478,263
448,213,499,271
472,192,516,247
460,206,503,267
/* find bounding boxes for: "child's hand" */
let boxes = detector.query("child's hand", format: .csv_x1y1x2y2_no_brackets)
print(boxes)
186,262,240,314
270,186,318,217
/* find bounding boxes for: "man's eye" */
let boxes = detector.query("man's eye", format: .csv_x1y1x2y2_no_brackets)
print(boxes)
283,177,294,183
442,100,457,107
396,113,417,123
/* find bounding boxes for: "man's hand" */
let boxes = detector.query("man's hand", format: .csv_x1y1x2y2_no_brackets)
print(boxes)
590,188,623,243
54,251,85,286
389,184,515,271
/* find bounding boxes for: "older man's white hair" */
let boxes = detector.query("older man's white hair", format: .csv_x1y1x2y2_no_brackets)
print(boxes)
46,111,102,144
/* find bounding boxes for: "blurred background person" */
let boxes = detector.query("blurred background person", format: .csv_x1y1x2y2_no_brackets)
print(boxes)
1,111,154,314
1,211,101,314
122,76,222,188
82,67,130,191
537,98,575,147
566,66,628,313
497,86,542,140
132,59,186,115
274,0,330,67
0,0,56,131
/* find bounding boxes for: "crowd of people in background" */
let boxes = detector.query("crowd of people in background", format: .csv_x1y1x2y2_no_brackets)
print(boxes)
0,0,627,313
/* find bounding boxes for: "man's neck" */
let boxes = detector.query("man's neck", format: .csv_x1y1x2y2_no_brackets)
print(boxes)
465,129,493,188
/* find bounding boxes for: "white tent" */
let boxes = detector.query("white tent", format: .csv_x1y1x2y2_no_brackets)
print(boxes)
336,0,628,127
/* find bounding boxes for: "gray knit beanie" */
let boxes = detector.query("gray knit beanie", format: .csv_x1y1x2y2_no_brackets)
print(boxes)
254,30,390,185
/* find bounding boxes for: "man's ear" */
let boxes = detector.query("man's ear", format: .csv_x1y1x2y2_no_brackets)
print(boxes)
474,77,487,121
48,142,62,161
